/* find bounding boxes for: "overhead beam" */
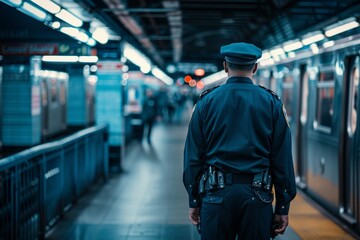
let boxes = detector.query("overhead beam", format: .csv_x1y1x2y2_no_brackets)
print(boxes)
101,8,178,13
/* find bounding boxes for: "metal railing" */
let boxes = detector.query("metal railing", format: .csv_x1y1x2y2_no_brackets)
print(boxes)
0,124,109,240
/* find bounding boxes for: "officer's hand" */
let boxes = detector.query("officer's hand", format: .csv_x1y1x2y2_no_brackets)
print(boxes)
273,214,288,235
189,208,200,225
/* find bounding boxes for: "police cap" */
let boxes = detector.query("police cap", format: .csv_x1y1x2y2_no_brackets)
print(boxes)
220,42,262,65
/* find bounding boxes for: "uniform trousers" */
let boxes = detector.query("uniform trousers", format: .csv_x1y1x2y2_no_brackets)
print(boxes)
200,183,273,240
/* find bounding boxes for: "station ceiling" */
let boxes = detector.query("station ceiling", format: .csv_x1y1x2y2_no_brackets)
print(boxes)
75,0,360,77
1,0,360,78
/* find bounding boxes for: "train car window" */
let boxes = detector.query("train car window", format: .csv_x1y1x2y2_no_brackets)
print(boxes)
59,82,66,105
282,73,294,122
348,66,359,135
315,69,335,132
50,79,58,103
41,80,48,107
300,70,309,124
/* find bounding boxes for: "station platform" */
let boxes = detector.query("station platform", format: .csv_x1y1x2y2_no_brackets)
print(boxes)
46,117,356,240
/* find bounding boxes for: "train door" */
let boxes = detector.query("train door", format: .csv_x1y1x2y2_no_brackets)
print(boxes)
339,56,359,225
41,79,49,137
59,80,67,130
296,64,309,188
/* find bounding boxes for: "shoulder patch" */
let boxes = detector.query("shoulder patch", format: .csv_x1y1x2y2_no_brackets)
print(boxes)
258,85,280,100
199,85,220,101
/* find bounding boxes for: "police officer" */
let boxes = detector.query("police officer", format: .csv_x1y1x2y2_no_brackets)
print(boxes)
183,42,296,240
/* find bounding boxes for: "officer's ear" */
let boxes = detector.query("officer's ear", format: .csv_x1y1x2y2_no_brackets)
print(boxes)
223,61,229,73
252,63,258,74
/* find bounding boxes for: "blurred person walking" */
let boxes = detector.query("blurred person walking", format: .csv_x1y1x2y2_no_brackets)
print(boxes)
142,89,158,144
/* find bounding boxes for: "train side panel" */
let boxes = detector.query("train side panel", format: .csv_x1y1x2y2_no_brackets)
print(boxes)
261,40,360,233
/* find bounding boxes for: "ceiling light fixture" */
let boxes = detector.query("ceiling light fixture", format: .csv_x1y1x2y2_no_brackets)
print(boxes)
302,32,325,45
151,67,173,85
325,17,360,37
92,28,109,44
50,21,61,29
60,27,79,38
202,70,227,86
78,56,98,63
20,2,47,21
270,47,285,57
323,41,335,48
56,9,83,27
283,40,303,52
42,55,79,62
123,43,152,74
2,0,22,7
30,0,60,14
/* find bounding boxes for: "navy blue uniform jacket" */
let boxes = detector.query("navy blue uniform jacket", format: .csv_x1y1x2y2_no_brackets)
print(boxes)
183,76,296,215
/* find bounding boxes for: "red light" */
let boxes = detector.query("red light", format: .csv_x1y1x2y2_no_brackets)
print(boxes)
184,75,192,83
189,79,197,87
195,68,205,77
196,81,204,89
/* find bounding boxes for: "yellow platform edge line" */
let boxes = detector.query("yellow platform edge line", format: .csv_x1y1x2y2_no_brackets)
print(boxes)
288,193,355,240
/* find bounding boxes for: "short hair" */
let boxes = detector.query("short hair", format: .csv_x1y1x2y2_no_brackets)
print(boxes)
227,62,255,71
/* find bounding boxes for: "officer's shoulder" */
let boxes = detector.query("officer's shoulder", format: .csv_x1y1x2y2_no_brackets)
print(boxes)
258,85,280,100
198,85,220,101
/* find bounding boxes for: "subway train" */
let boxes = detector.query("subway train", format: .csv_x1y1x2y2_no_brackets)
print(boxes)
0,57,95,153
205,34,360,234
40,70,68,140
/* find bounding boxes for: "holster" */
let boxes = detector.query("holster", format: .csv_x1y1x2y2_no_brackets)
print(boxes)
198,166,225,195
252,169,273,204
252,169,272,191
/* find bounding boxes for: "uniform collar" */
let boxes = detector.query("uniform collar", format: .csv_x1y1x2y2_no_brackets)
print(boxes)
226,76,254,85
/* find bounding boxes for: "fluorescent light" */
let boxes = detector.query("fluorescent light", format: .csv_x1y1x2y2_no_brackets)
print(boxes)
302,32,325,45
325,18,360,37
50,21,61,29
259,58,275,67
259,51,271,61
87,38,96,46
2,0,22,7
30,0,60,14
270,47,285,57
21,2,47,21
42,55,78,62
151,67,173,85
310,43,319,54
140,65,151,74
92,28,109,44
123,43,152,74
76,31,89,43
283,40,303,52
262,52,271,59
59,27,89,44
272,55,281,62
55,9,83,27
78,56,98,63
60,27,79,38
323,40,335,48
288,52,296,58
202,70,227,86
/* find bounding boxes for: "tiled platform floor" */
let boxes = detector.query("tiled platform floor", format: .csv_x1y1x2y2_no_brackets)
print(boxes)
49,104,351,239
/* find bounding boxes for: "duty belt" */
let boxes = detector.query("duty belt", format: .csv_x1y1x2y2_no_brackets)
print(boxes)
198,166,272,195
224,173,253,185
